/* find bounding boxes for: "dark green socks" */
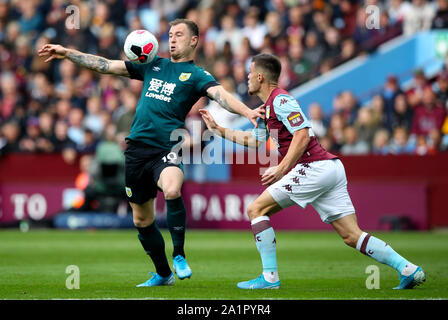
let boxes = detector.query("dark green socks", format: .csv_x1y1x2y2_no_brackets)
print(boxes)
166,196,186,258
136,223,171,277
135,195,186,277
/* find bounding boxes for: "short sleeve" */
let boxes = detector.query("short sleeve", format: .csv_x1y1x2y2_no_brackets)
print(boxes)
195,68,219,96
125,60,146,81
251,118,269,142
273,94,310,134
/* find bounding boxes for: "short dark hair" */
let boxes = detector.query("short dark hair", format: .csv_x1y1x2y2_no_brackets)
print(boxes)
251,53,281,84
169,18,199,38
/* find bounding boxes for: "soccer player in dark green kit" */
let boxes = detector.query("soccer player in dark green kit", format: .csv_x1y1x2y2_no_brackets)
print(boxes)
39,19,263,287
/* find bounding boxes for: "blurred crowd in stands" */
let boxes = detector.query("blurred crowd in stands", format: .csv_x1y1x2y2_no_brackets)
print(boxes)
1,0,448,173
310,67,448,156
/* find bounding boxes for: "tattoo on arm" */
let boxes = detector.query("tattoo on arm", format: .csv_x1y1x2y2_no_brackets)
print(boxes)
211,90,234,113
67,51,110,73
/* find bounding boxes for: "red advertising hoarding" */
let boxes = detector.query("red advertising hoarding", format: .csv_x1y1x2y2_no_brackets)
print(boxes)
0,154,434,230
0,183,74,224
1,181,427,230
156,181,427,230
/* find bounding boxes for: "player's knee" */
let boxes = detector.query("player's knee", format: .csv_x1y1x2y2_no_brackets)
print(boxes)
247,203,264,220
131,204,155,227
133,215,154,228
163,188,181,200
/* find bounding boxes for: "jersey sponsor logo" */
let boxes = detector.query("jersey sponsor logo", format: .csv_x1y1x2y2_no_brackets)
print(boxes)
179,72,191,81
125,187,132,197
287,111,304,127
145,78,176,102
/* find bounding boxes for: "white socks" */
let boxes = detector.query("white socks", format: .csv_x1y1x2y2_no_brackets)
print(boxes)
401,263,418,276
263,271,279,283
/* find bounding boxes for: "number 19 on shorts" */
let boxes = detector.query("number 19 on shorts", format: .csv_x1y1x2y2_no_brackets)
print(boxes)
162,152,178,164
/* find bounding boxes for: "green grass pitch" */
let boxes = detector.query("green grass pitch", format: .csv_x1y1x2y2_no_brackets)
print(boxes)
0,229,447,300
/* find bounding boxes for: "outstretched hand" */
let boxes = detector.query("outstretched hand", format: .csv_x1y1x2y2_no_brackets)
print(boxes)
247,104,265,128
37,44,68,63
198,109,219,133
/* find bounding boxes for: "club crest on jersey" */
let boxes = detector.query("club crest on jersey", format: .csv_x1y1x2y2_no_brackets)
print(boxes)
125,187,132,197
179,72,191,81
266,105,270,119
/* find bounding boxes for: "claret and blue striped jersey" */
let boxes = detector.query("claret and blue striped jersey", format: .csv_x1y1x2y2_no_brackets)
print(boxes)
252,88,337,163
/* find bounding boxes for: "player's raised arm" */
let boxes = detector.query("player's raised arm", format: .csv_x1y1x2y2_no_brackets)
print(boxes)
199,109,262,148
206,85,264,127
38,44,130,77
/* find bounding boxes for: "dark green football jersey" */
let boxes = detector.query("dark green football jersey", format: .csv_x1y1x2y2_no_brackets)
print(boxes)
125,57,218,150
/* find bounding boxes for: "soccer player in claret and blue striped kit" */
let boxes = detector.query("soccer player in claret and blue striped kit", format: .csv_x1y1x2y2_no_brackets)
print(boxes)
200,53,426,290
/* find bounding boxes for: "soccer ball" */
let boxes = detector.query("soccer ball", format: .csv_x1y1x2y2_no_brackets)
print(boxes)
124,30,159,64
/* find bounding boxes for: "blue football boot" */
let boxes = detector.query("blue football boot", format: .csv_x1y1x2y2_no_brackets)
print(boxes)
136,272,175,287
393,266,426,289
237,274,281,289
173,255,192,280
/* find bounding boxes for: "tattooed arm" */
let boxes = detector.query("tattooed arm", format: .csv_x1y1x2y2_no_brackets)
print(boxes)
38,44,130,77
206,85,264,127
